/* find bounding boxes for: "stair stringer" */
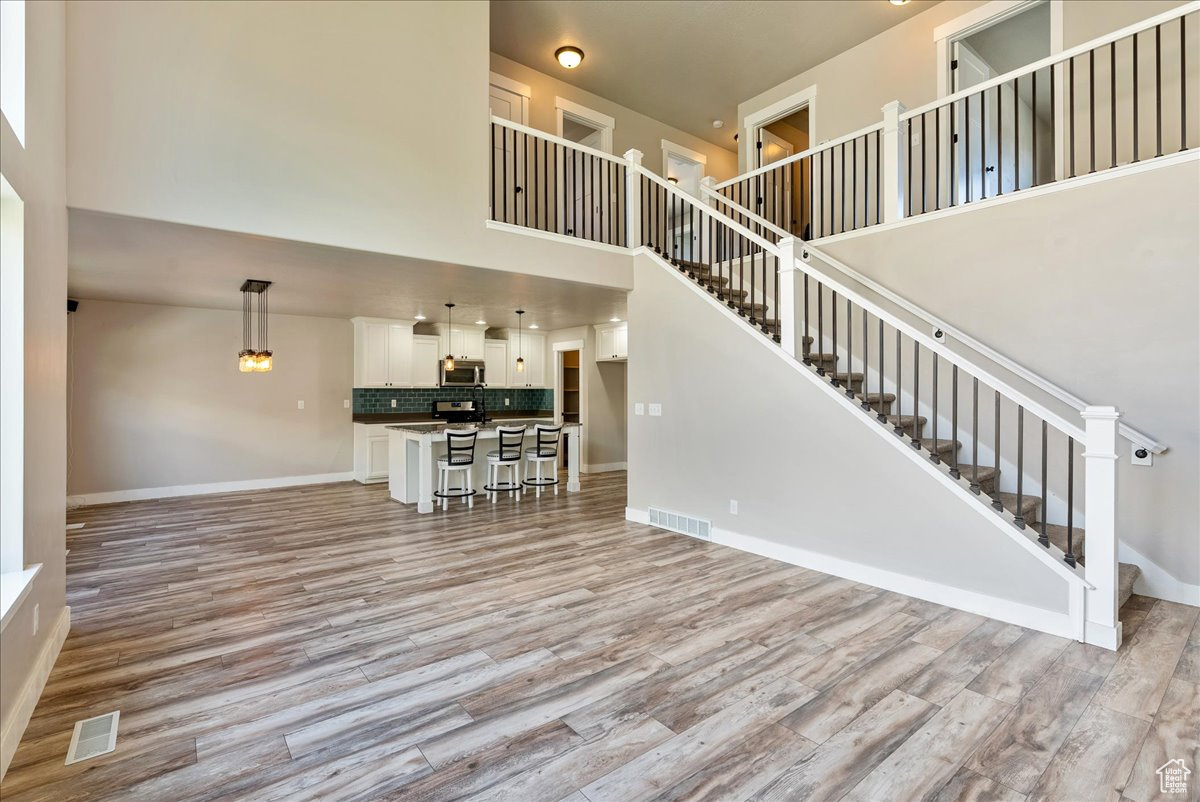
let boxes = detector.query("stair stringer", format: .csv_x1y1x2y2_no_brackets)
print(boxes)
628,247,1096,643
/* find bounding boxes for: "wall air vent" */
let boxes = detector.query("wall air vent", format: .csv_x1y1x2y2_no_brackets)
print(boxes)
64,711,120,765
648,507,712,541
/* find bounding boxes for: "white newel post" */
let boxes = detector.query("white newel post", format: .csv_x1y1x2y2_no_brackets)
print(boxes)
880,100,907,224
624,149,643,248
1082,405,1121,650
699,176,718,208
777,237,801,359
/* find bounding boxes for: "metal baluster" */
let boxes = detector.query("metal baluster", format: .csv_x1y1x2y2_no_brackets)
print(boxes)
930,354,939,462
1065,439,1077,566
876,319,886,420
1182,16,1188,152
1039,421,1049,546
911,340,921,448
966,93,973,202
1014,78,1020,188
750,242,758,325
992,392,1003,510
841,142,847,233
907,120,913,216
950,366,960,478
1069,57,1077,178
875,131,882,225
970,378,980,494
950,99,957,205
1032,71,1038,186
846,297,855,397
502,127,509,223
534,136,541,229
934,107,941,210
921,113,927,212
1156,24,1164,156
1111,43,1118,169
996,84,1003,195
1134,32,1141,162
524,132,529,226
803,273,812,365
1089,50,1096,173
831,290,839,386
1014,406,1026,528
893,332,904,436
851,137,857,230
773,254,780,341
862,306,870,407
817,284,825,374
546,140,551,233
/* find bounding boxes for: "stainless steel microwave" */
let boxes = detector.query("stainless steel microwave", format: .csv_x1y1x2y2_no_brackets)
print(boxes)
439,359,486,387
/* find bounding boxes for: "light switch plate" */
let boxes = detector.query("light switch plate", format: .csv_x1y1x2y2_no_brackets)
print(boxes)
391,399,397,408
729,500,738,515
635,403,645,416
297,400,305,410
1131,443,1153,466
343,399,350,409
649,403,662,417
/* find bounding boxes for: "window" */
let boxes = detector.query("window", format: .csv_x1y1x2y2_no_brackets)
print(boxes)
0,0,26,146
0,174,27,628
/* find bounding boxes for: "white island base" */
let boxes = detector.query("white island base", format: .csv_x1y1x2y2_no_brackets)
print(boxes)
387,421,581,513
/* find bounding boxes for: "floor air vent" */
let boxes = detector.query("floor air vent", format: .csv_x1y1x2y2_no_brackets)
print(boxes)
648,507,712,540
65,711,120,765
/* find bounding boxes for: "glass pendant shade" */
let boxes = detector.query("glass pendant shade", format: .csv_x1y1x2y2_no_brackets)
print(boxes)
443,302,456,372
516,356,525,372
254,351,273,372
238,279,273,373
444,354,455,372
238,349,257,372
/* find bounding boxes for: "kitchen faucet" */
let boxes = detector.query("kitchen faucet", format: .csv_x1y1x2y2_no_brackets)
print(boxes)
474,383,488,423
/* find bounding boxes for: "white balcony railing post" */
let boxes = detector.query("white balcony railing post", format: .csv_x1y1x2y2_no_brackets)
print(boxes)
624,149,644,248
1082,405,1122,650
777,237,801,359
880,100,907,223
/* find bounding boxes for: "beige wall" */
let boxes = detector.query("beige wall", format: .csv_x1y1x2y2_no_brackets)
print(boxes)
546,325,627,469
65,1,633,290
627,253,1069,612
822,158,1200,585
491,53,739,182
0,0,67,778
738,0,1193,171
67,301,354,497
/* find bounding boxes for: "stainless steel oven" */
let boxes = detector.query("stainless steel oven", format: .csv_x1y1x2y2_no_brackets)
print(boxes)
439,359,485,387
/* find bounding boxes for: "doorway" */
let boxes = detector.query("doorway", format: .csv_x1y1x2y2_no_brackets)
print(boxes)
556,347,582,471
556,98,615,240
759,109,809,237
489,73,531,224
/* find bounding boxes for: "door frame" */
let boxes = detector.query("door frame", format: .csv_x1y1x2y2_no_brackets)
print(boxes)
489,71,531,125
742,83,817,171
552,339,586,470
555,97,615,154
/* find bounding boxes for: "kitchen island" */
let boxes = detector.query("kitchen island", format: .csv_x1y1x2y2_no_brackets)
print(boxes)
387,419,581,512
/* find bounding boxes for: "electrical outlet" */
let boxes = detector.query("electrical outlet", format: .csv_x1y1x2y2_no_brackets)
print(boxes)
32,604,39,636
296,400,305,410
634,402,645,416
391,399,397,408
649,403,662,417
729,500,739,515
343,399,350,409
504,397,510,407
1131,443,1153,466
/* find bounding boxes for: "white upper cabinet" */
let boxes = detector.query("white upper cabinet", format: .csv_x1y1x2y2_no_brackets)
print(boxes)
411,335,441,387
353,317,414,387
499,330,546,387
594,322,628,362
430,325,485,361
484,339,508,387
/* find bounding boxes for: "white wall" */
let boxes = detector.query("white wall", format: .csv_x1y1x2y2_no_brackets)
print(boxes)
627,252,1068,615
821,158,1200,586
0,0,67,779
65,1,633,290
67,301,354,498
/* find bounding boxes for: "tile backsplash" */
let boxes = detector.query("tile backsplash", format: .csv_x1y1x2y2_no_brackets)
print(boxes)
354,387,553,415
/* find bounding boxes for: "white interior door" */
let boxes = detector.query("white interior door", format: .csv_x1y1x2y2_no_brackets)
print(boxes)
953,40,994,201
562,119,607,240
490,84,527,224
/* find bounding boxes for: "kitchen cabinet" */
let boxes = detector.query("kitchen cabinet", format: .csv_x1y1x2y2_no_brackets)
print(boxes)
410,335,441,387
353,423,393,483
507,331,546,387
484,339,508,387
353,317,414,387
430,325,485,361
594,322,628,362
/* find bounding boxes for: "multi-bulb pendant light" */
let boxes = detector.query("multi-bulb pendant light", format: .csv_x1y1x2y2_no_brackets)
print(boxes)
514,309,526,373
238,279,274,373
443,303,457,372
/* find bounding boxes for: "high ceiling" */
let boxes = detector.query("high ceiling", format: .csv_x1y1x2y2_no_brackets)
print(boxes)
68,210,627,331
490,0,939,149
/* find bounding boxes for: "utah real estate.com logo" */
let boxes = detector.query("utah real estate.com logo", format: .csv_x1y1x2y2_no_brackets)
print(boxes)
1158,759,1190,794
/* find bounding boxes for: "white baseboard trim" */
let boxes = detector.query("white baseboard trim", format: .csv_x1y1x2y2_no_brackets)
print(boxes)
1,605,70,780
625,507,1078,641
1119,540,1200,607
67,472,355,507
584,462,627,474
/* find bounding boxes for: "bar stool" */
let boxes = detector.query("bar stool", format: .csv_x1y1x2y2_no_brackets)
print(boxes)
485,425,526,503
522,424,563,498
434,428,478,510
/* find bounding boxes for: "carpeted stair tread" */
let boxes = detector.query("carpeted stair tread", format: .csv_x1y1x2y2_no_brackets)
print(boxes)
1118,562,1140,608
885,414,927,430
951,464,999,493
716,286,749,301
808,352,839,366
993,491,1041,523
1038,523,1085,560
916,438,961,457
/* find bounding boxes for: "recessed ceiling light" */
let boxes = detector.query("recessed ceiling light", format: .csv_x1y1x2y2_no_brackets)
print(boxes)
475,320,487,325
712,120,724,129
610,317,621,322
555,46,584,69
414,314,426,321
529,323,539,329
889,0,911,5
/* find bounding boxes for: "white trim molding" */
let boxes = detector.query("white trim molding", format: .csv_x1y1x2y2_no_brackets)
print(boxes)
584,462,627,474
742,83,817,170
489,71,531,99
1,605,69,779
554,96,615,154
0,563,41,633
661,138,708,168
934,1,1064,98
67,472,354,507
1119,540,1200,607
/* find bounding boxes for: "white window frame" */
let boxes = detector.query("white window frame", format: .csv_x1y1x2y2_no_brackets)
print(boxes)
741,83,817,171
554,97,615,154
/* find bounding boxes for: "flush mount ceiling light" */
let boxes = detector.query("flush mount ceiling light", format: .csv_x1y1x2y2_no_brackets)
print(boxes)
528,323,539,329
443,303,456,372
609,317,621,322
555,46,584,69
889,0,911,5
238,279,273,373
667,177,679,184
514,309,526,373
475,320,487,325
414,314,426,321
712,120,725,129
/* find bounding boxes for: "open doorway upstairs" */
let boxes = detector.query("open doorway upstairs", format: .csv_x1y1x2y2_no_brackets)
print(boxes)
742,88,815,239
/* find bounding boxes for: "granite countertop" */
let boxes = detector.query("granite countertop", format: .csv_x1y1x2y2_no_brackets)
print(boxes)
353,410,552,424
386,418,579,435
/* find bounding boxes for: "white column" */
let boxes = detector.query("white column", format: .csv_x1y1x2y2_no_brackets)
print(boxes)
417,433,434,514
624,149,643,248
880,100,908,223
1082,405,1121,650
566,426,581,492
777,237,802,359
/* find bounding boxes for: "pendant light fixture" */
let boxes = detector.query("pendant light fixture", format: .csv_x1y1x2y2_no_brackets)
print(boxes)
238,279,273,373
443,303,456,372
514,309,526,373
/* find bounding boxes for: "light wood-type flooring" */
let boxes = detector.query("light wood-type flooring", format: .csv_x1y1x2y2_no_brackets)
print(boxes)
3,472,1197,801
